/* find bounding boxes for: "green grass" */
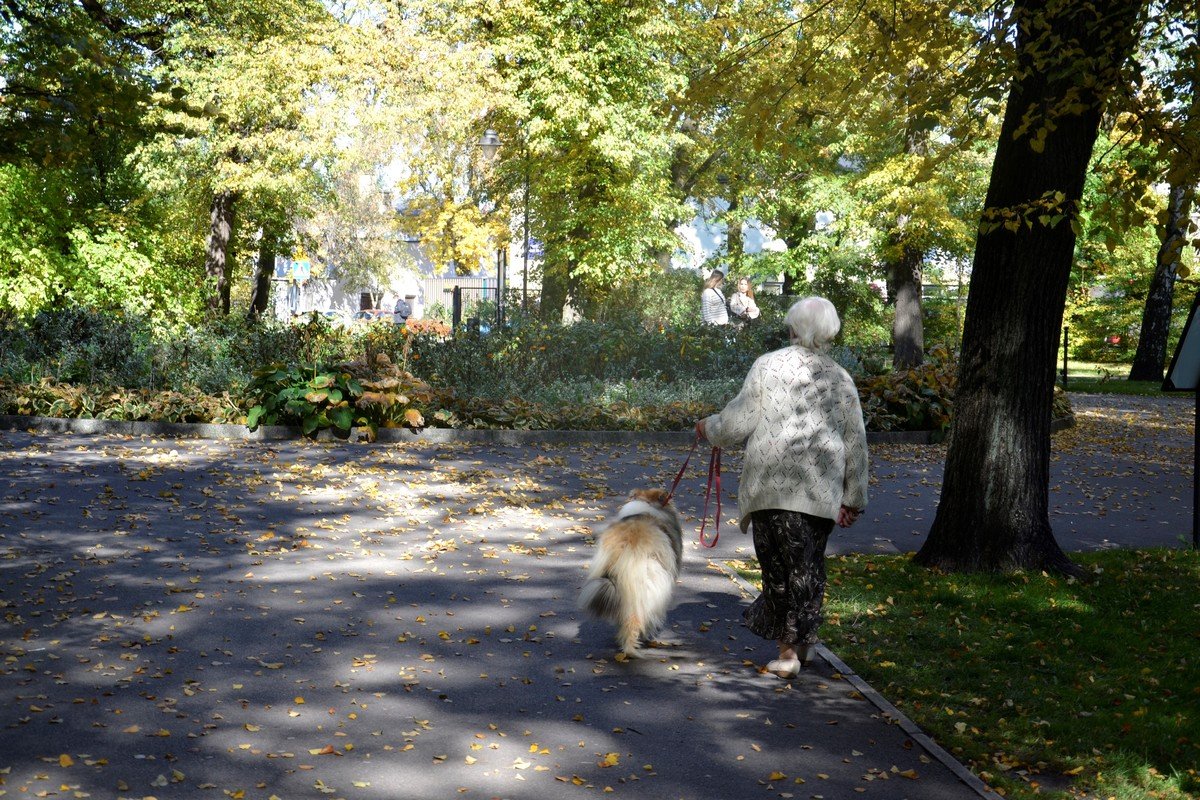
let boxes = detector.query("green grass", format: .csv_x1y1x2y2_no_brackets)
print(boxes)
731,549,1200,800
1063,377,1175,396
1054,360,1186,396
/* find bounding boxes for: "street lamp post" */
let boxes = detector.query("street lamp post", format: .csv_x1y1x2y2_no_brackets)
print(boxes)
478,129,505,328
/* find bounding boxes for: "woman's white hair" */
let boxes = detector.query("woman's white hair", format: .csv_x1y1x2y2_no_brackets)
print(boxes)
785,296,841,349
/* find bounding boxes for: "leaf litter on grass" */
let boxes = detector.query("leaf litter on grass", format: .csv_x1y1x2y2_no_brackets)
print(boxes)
737,549,1200,800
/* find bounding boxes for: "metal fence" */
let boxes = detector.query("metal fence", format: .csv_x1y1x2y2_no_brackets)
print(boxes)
423,276,541,329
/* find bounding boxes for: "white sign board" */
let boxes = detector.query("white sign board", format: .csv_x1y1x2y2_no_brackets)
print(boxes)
1164,290,1200,391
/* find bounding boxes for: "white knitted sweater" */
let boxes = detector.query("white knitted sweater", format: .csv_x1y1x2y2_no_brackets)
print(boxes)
702,345,869,529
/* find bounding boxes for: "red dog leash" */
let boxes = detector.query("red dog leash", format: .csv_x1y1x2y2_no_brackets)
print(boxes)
699,445,721,548
663,432,722,548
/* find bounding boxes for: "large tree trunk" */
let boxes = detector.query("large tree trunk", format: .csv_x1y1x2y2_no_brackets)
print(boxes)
538,257,569,323
915,0,1143,575
887,238,925,369
872,22,930,371
724,191,743,276
653,134,722,272
205,190,235,316
1128,181,1194,380
777,210,812,296
247,230,276,320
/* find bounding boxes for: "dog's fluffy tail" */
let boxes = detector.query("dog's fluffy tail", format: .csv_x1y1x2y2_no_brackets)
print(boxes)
579,574,622,624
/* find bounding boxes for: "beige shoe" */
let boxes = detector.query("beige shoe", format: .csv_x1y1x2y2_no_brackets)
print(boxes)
765,658,800,678
798,643,816,665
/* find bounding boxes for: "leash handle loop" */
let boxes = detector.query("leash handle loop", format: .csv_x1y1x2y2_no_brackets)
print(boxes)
663,431,721,548
698,446,721,548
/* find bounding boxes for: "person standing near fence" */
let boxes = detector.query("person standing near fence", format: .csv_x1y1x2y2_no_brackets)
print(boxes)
394,295,412,324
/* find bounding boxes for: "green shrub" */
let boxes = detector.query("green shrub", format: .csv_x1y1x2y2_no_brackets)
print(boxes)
596,269,704,329
244,363,362,435
1,306,1014,435
0,377,242,423
407,315,800,398
0,307,157,388
854,345,958,433
855,347,1072,433
243,353,438,438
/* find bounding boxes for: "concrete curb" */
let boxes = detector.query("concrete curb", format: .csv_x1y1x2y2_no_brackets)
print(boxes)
716,562,1000,799
0,413,986,445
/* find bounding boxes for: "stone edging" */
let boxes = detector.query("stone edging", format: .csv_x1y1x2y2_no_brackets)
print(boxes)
0,413,1073,446
716,563,1000,799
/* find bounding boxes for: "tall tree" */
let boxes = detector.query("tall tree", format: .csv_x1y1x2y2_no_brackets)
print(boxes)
1128,25,1200,380
698,1,990,357
0,0,157,169
1128,179,1196,379
478,0,689,319
381,14,507,279
0,0,193,319
205,190,236,315
915,0,1146,574
147,0,342,316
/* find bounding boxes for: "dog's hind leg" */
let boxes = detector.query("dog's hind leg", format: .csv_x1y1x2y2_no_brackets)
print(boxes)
616,615,642,659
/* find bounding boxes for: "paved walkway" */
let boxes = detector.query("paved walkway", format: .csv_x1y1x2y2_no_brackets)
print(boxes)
0,394,1192,799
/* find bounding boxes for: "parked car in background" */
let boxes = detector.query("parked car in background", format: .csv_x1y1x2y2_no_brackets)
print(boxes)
351,309,395,325
317,310,349,328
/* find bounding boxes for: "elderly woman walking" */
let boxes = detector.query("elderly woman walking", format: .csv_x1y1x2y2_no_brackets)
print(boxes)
696,296,869,678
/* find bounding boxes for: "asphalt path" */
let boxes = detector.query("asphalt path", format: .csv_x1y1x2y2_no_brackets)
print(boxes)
858,393,1194,554
0,392,1192,799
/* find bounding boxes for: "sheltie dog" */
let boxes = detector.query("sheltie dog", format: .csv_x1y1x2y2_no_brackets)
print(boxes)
578,488,684,658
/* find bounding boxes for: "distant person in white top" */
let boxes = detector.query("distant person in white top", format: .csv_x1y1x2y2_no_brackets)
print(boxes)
696,296,869,680
700,269,728,325
728,277,760,327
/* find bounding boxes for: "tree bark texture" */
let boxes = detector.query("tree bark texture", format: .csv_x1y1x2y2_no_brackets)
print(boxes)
654,138,721,272
777,211,812,296
205,190,235,316
915,0,1143,574
724,192,743,275
247,231,276,320
539,260,569,323
887,239,925,370
1128,181,1193,380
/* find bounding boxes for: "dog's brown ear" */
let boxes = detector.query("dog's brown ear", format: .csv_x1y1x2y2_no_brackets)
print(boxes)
631,488,669,505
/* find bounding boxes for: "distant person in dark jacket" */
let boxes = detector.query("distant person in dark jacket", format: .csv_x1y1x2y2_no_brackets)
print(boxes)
394,296,412,323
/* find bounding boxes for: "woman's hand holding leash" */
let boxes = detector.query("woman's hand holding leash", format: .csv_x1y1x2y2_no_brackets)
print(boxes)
701,419,859,532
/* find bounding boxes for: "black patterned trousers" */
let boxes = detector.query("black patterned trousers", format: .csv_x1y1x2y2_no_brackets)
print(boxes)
743,509,835,647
